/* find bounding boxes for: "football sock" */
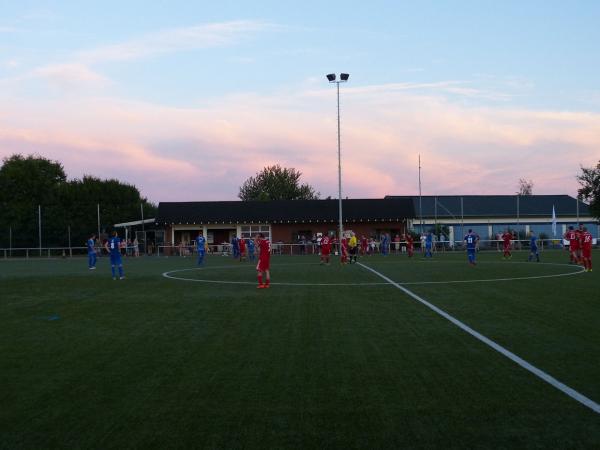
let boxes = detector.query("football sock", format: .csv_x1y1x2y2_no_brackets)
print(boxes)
118,266,123,277
265,278,270,286
257,274,263,285
111,266,116,278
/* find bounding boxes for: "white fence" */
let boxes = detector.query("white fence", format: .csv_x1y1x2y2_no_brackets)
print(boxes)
1,239,596,259
0,246,140,259
156,239,595,258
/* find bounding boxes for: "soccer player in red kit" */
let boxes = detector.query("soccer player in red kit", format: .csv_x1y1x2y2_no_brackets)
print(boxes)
405,233,414,257
360,235,368,256
581,227,593,272
340,235,349,264
501,230,512,259
564,226,579,264
575,225,585,264
320,234,332,265
256,233,271,288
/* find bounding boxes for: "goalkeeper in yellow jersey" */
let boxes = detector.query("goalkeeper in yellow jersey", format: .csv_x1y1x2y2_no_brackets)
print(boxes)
348,232,358,264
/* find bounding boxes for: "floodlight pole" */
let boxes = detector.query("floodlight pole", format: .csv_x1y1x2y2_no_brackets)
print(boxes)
328,73,349,245
337,81,343,242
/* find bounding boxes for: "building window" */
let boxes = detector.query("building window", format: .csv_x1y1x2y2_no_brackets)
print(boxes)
241,225,270,241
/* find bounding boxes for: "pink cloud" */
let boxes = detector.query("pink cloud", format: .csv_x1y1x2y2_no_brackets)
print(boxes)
1,87,599,203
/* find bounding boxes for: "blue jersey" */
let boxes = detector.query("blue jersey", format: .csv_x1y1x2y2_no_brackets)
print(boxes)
530,235,538,249
248,239,255,251
87,238,96,254
196,236,206,252
426,234,433,247
108,237,121,256
464,233,478,250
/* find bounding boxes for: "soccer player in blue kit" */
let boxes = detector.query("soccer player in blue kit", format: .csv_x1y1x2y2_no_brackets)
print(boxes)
464,229,479,266
247,238,256,261
87,234,97,270
105,231,125,280
195,231,206,266
528,230,540,262
425,232,433,258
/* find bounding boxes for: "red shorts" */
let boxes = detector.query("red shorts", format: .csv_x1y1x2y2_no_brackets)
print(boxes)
503,244,510,250
256,258,270,272
582,247,592,259
570,242,580,252
321,248,330,256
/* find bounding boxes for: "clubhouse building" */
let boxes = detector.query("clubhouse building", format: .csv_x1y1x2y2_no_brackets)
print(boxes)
147,194,597,249
155,198,415,248
112,194,597,252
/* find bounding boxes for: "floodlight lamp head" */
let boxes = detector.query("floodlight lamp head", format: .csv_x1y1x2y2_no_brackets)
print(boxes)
340,73,350,81
326,73,336,82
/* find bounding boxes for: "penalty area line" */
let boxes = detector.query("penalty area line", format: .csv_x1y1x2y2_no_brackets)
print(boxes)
357,261,600,415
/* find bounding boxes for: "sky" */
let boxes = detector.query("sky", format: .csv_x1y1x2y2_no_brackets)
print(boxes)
1,1,599,203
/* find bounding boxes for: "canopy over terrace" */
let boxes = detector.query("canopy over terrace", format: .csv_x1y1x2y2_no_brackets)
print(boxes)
155,198,416,246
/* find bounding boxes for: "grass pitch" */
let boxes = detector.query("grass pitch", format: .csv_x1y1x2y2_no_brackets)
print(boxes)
1,250,599,449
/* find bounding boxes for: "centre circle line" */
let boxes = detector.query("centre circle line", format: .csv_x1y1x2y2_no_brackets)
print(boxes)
161,261,585,287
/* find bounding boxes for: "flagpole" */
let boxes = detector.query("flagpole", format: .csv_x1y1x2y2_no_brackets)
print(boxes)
418,154,423,233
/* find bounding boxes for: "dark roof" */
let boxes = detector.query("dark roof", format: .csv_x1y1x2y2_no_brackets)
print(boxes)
384,195,591,218
156,199,415,225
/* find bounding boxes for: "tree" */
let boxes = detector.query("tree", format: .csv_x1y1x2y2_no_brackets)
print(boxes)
517,178,534,195
577,161,600,219
0,154,157,247
238,165,320,201
0,154,67,247
60,176,157,245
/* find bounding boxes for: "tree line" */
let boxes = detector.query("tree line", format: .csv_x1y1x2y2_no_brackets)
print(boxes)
0,154,156,248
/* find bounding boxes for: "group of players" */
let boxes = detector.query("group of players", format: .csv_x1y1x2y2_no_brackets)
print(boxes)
564,225,594,272
194,231,271,288
87,224,593,286
86,231,125,280
499,229,541,263
319,232,417,266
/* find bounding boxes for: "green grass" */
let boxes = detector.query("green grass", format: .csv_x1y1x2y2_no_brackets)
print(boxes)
1,251,599,449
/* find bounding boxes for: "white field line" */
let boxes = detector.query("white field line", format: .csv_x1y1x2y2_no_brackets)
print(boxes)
357,261,600,415
401,266,585,285
161,270,388,286
162,262,583,287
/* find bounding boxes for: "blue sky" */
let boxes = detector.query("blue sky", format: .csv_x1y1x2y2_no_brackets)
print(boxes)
1,1,599,201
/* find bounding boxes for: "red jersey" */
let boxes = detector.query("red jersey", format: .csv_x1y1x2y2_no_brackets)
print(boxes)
502,233,512,247
238,238,246,252
341,238,348,256
581,231,593,258
406,235,414,247
256,238,271,271
321,236,332,255
575,229,584,247
581,231,593,250
361,237,368,250
565,230,579,250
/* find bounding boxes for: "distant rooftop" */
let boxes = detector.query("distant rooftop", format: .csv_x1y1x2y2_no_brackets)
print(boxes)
156,198,415,225
384,195,591,218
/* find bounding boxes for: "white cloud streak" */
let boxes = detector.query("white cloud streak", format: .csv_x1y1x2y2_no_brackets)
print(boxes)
77,20,277,64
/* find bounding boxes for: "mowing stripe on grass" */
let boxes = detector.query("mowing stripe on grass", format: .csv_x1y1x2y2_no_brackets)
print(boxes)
357,261,600,415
